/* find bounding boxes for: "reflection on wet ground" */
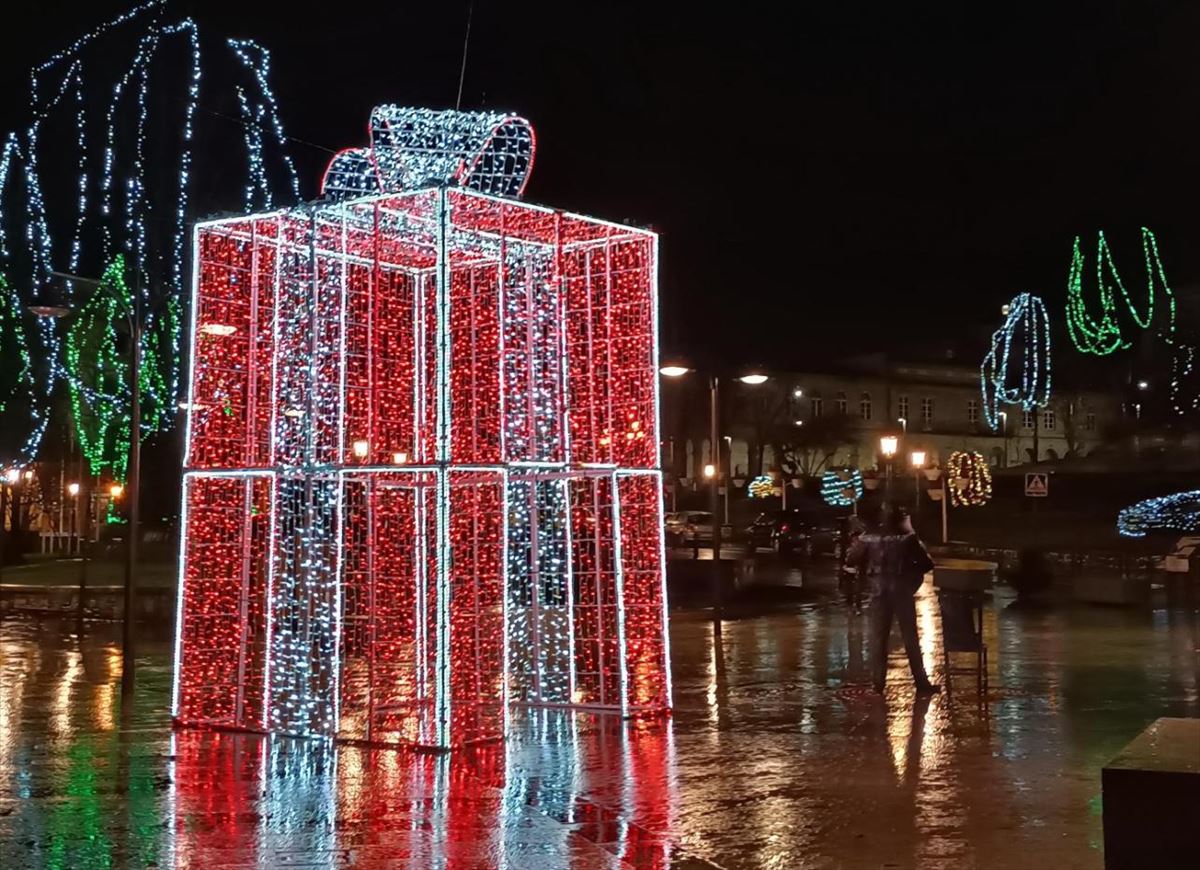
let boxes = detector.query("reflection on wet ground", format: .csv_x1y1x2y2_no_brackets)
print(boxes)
0,578,1196,868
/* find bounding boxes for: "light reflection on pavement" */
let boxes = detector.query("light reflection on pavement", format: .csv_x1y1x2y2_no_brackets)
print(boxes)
0,575,1196,868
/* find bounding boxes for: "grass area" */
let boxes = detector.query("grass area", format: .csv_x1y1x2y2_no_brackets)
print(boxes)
0,556,176,588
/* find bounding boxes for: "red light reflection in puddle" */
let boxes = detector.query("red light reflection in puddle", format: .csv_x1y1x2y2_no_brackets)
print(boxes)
169,710,683,868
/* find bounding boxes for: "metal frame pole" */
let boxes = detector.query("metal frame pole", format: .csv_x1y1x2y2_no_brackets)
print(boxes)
709,375,722,623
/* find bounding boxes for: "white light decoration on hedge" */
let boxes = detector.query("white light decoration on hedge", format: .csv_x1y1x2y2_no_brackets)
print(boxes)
1117,490,1200,538
946,451,992,507
981,293,1052,430
821,468,863,507
0,1,298,465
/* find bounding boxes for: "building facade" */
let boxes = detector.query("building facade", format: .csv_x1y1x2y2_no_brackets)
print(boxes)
662,357,1124,488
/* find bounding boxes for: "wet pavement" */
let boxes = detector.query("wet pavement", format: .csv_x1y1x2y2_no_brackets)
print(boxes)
0,573,1197,869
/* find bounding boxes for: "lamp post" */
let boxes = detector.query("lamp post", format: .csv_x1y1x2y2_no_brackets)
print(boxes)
30,268,144,702
879,434,898,503
998,410,1008,467
660,364,769,623
909,450,925,516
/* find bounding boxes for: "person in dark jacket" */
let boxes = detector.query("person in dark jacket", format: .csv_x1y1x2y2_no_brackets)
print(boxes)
846,503,940,695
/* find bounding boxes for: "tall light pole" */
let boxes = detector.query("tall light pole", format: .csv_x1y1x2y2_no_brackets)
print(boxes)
879,433,899,503
31,268,143,702
660,364,768,623
909,450,925,516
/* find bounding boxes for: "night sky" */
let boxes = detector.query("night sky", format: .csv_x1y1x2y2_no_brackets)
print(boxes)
4,0,1199,366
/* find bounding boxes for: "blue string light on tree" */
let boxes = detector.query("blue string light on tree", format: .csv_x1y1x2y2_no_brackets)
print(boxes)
821,468,863,507
1117,490,1200,537
981,293,1052,430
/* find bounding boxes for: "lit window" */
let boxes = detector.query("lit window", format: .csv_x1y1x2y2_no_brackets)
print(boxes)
921,397,933,428
967,398,978,425
859,392,872,421
1022,410,1035,429
836,392,848,415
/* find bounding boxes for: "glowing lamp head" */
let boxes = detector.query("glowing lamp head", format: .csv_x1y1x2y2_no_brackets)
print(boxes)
737,373,769,385
392,451,408,465
792,388,803,398
23,470,33,481
199,323,238,337
703,463,716,479
3,467,20,484
910,450,926,468
352,439,370,459
1136,379,1150,391
879,435,899,459
659,365,691,378
67,482,81,497
109,483,124,499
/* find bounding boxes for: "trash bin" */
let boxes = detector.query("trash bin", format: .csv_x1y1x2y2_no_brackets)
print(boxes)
936,589,988,694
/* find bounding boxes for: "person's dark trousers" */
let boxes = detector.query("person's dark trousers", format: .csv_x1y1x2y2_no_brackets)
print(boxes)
871,578,931,691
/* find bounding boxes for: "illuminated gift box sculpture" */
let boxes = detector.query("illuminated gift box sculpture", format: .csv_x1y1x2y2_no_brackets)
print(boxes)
171,107,671,750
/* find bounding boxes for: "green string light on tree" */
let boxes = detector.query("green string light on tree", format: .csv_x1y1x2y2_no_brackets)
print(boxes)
1066,227,1176,356
65,256,133,484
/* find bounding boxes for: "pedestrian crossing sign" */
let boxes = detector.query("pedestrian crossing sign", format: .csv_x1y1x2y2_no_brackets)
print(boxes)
1025,472,1049,497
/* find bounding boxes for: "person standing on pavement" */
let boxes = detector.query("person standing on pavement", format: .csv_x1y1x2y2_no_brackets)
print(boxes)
846,503,940,695
838,515,867,611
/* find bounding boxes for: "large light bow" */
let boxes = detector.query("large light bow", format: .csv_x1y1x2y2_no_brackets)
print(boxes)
321,106,536,201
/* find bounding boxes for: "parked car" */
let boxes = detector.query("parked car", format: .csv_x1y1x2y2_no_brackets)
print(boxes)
745,507,839,556
665,511,714,545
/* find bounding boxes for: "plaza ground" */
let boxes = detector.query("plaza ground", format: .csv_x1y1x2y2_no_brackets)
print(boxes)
0,568,1196,869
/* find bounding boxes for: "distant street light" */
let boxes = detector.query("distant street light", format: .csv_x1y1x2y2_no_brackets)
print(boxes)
1136,379,1150,391
910,450,926,468
67,482,81,497
660,362,769,622
879,435,899,459
3,468,19,485
352,439,370,459
109,483,125,499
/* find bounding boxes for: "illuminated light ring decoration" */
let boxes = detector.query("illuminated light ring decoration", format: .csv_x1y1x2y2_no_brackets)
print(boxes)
1066,227,1176,356
821,468,863,507
0,1,299,463
748,474,774,498
321,106,535,201
174,113,670,751
1117,490,1200,538
980,292,1051,430
945,451,992,507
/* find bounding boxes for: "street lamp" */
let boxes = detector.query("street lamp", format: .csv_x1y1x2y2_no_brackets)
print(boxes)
3,467,18,485
67,482,81,497
660,362,769,621
30,267,145,702
879,435,898,459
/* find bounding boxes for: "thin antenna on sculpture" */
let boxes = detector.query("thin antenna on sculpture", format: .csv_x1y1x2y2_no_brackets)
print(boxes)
455,1,474,110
